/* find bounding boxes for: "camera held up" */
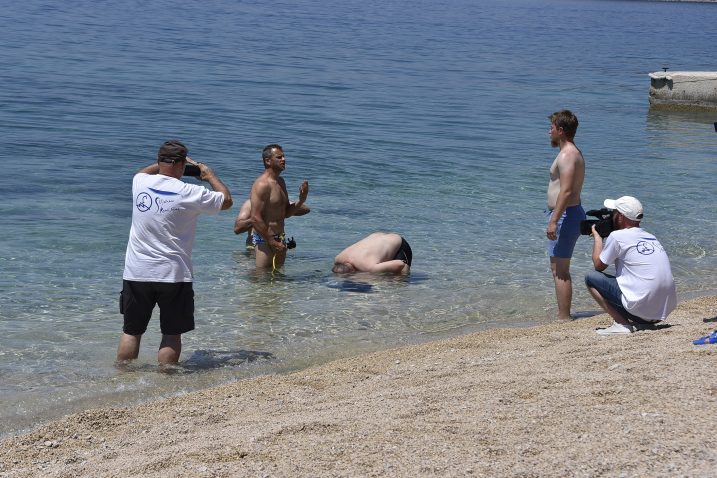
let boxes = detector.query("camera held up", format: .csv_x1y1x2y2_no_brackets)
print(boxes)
183,164,201,177
580,208,614,238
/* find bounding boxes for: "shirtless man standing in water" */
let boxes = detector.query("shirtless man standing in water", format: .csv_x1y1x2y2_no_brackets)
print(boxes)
249,144,310,269
546,110,586,321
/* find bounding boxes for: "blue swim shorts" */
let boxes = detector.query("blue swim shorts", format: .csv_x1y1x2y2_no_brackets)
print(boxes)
252,232,285,246
546,204,585,258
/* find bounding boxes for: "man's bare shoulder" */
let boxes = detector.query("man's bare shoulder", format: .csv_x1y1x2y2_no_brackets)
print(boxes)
251,172,271,189
557,143,584,165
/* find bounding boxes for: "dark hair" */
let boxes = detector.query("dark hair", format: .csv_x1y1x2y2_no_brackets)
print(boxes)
549,110,579,140
332,263,356,274
262,144,283,167
158,140,188,164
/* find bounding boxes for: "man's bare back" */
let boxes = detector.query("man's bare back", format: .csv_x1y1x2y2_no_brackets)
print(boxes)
333,232,410,274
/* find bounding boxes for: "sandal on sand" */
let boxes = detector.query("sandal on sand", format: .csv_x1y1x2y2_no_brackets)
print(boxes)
692,331,717,345
596,321,633,336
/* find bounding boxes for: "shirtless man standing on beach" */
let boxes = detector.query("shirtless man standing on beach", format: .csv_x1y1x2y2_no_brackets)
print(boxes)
546,110,586,321
249,144,310,269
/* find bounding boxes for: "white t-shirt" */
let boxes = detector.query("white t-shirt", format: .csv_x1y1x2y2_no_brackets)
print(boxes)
123,173,224,282
600,227,677,321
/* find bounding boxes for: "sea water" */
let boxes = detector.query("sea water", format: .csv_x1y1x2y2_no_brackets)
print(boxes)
1,0,716,436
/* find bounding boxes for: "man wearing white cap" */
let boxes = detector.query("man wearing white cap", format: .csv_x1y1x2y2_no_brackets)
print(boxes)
585,196,677,335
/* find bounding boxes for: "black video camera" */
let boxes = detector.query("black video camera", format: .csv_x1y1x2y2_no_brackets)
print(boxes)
580,208,614,238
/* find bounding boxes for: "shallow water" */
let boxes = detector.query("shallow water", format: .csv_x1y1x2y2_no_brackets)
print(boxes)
2,0,717,436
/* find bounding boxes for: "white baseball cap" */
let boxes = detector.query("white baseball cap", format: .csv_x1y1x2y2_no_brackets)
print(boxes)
604,196,644,221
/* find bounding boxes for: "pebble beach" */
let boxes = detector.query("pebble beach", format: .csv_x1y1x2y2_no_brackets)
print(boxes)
2,296,716,477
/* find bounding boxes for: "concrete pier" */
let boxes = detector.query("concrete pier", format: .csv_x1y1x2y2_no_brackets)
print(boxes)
648,71,717,110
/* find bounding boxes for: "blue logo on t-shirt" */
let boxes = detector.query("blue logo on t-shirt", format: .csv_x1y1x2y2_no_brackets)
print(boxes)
636,241,656,255
136,192,152,212
136,189,180,213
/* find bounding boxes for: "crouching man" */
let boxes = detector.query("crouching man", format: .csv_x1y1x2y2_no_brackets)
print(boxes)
332,232,412,274
585,196,676,335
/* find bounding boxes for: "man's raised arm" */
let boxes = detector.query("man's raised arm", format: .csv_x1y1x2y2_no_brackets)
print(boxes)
286,180,310,217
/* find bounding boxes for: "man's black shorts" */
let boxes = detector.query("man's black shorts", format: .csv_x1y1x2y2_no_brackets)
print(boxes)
120,280,195,336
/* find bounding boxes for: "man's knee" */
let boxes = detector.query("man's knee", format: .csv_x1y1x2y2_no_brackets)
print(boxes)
585,270,603,288
117,333,142,361
159,335,182,364
550,257,572,280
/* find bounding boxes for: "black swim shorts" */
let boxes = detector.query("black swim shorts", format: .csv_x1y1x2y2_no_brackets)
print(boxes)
120,280,195,336
393,237,413,266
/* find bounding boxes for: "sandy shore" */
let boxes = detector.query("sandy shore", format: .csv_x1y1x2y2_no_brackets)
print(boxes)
1,296,716,477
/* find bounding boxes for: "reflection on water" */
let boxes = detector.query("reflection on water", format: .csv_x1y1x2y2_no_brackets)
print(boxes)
114,349,274,375
326,279,374,293
182,349,275,371
646,109,717,148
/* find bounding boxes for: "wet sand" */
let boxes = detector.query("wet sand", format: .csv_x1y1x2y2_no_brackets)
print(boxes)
1,296,716,477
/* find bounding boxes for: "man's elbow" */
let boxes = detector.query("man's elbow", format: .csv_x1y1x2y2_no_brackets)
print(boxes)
221,197,234,211
295,206,310,216
234,221,251,234
250,214,263,226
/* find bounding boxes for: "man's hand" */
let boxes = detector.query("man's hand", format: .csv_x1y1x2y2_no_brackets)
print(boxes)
187,156,232,210
546,221,558,241
298,180,309,204
286,180,310,218
269,238,287,252
591,224,607,271
186,156,215,182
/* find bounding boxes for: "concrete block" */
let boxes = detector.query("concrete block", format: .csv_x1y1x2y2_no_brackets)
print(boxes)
648,71,717,110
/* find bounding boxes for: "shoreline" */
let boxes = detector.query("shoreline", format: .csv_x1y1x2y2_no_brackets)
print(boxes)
2,296,716,477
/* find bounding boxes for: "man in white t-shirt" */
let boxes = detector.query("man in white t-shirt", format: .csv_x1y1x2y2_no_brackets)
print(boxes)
585,196,677,335
117,140,233,364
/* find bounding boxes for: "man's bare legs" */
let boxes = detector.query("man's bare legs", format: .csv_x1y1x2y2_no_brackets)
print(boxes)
116,333,182,365
550,256,573,321
255,243,286,269
586,286,632,327
158,335,181,365
117,333,141,361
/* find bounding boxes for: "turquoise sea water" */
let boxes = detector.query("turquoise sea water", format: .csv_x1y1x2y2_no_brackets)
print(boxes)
1,0,716,436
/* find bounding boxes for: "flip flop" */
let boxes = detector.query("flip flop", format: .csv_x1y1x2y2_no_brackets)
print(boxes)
692,331,717,345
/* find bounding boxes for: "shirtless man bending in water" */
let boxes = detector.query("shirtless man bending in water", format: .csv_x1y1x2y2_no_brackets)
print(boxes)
546,110,586,321
233,199,254,250
249,144,310,269
332,232,412,274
